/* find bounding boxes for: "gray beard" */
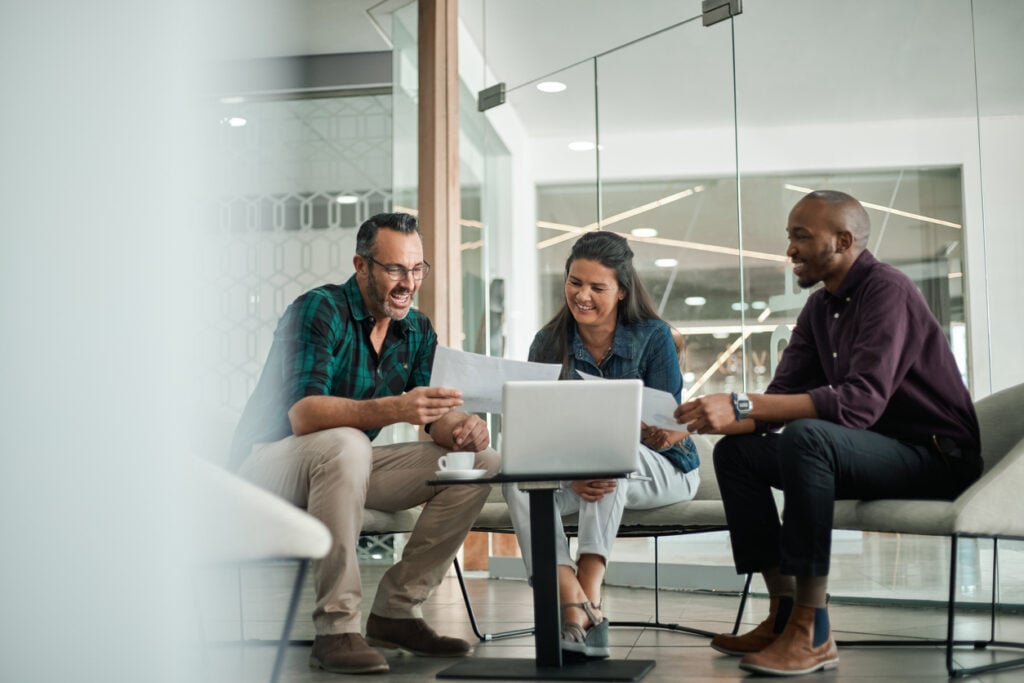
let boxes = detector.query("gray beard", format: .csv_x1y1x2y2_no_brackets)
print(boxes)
367,275,411,321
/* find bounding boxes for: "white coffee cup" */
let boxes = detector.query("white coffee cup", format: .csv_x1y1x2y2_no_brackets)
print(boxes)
438,451,475,471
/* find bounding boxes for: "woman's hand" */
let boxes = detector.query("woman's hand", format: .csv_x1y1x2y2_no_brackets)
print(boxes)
570,479,618,502
640,422,689,451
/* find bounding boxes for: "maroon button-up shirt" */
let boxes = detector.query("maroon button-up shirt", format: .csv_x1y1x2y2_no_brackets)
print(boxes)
765,250,980,452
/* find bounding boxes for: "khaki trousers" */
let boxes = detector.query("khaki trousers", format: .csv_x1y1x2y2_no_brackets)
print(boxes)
238,426,500,634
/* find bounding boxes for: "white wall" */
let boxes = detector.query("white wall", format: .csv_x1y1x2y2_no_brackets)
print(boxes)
975,115,1024,393
0,1,205,680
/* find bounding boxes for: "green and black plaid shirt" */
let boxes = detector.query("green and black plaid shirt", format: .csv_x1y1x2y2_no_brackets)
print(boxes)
228,275,437,470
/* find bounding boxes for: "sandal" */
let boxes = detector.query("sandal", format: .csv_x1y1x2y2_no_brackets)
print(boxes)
560,601,610,659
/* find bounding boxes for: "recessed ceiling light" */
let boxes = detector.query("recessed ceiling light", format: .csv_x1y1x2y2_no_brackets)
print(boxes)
567,140,596,152
751,300,768,310
712,332,730,339
225,116,247,127
335,195,359,205
631,227,658,238
683,296,706,306
536,81,567,93
730,302,751,311
654,258,678,268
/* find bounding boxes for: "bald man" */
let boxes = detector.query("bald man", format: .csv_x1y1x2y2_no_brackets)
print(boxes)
675,190,981,676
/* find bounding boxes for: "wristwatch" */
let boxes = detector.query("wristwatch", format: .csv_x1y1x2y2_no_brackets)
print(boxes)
731,392,753,421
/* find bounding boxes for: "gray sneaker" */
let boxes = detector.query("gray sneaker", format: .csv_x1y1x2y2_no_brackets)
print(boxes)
560,602,610,659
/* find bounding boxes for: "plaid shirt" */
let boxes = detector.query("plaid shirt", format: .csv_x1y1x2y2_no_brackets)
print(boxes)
228,275,437,470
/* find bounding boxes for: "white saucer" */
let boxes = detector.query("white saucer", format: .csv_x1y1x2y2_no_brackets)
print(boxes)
435,468,489,480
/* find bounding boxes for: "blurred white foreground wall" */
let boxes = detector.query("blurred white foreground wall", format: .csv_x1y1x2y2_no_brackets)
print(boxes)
0,1,280,680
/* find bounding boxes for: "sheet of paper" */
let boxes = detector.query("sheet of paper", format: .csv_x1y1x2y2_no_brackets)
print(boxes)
576,370,683,431
429,345,562,414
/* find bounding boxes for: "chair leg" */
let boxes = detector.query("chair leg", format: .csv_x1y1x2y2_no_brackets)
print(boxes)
944,536,1024,677
270,559,308,683
610,538,747,639
453,557,534,642
731,573,753,635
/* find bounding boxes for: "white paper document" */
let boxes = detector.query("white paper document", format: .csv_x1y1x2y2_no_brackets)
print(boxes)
576,370,683,431
429,345,562,414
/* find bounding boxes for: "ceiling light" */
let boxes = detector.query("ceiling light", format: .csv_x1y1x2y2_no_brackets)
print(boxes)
536,81,567,93
712,332,730,340
630,227,658,238
683,296,706,306
730,302,750,311
654,258,678,268
568,141,596,152
224,116,247,127
335,195,359,204
783,183,961,229
682,372,696,383
751,300,767,309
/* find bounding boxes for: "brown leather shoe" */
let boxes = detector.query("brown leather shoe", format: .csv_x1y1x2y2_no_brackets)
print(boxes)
309,633,389,674
739,604,839,676
365,614,471,657
710,595,793,656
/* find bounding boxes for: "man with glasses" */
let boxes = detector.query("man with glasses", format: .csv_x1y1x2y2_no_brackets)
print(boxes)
229,212,499,675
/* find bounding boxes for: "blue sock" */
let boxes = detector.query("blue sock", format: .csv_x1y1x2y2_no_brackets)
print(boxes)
812,607,830,647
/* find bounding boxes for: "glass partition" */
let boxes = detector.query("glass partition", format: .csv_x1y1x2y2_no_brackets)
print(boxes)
471,0,1022,605
735,0,977,394
203,94,393,413
516,58,598,325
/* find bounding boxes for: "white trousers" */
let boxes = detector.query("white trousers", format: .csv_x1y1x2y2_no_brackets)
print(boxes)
502,446,700,574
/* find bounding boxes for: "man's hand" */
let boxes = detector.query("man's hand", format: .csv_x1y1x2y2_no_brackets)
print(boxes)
448,413,490,452
570,479,618,502
640,422,689,451
397,386,463,425
675,393,744,435
430,409,490,451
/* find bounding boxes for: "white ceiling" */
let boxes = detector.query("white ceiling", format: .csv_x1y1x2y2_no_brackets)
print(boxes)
230,0,1024,133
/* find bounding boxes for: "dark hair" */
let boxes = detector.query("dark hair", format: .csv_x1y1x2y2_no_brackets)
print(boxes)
802,190,871,247
356,212,421,258
534,231,662,375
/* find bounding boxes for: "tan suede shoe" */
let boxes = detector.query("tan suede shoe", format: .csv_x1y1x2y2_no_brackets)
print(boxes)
365,614,472,657
739,604,839,676
309,633,389,674
710,595,793,656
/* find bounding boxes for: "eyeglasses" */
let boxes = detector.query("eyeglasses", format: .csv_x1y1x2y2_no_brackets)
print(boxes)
367,257,431,282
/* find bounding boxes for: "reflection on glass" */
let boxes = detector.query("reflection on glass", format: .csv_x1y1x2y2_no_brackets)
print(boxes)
536,170,967,397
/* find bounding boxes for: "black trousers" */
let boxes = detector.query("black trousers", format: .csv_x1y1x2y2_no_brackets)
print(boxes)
712,419,980,577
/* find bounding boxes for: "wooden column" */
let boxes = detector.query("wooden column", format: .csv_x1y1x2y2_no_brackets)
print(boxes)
417,0,461,347
417,0,488,569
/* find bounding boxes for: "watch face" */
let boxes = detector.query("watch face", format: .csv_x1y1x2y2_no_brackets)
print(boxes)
738,398,752,411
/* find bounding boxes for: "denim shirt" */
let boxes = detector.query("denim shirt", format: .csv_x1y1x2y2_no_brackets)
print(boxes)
529,318,700,473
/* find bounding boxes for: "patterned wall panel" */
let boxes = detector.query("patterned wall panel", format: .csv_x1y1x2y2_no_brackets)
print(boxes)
201,95,393,416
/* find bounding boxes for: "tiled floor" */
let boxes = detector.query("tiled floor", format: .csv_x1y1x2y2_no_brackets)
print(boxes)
200,535,1024,682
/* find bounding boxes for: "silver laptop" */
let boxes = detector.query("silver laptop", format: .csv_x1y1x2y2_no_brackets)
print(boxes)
500,379,642,477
